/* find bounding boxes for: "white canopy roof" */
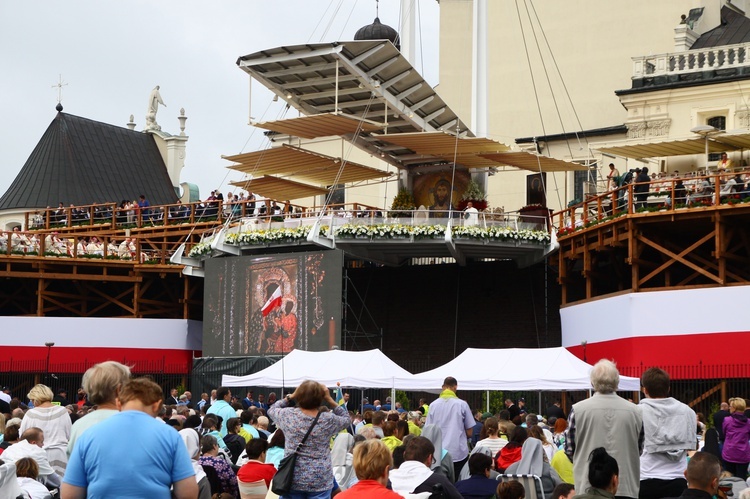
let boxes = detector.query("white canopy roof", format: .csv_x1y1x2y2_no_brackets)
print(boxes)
393,347,641,391
221,349,413,389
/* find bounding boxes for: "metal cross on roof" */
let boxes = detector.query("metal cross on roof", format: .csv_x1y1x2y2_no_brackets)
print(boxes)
51,74,68,104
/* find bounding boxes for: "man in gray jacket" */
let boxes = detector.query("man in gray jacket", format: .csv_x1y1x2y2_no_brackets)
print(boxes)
638,367,696,499
565,359,644,499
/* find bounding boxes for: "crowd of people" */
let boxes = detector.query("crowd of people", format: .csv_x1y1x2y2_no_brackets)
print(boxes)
605,159,750,210
0,361,748,499
0,228,148,260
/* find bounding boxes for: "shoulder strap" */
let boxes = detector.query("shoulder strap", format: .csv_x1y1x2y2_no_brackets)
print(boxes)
295,409,322,451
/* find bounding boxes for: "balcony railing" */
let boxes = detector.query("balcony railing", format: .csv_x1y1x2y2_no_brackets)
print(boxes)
0,231,175,265
553,171,750,236
24,200,384,232
632,42,750,79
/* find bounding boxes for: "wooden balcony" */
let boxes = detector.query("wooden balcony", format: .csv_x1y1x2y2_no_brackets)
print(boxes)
552,173,750,304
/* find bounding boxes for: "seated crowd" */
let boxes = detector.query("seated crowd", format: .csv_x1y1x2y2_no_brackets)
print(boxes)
606,159,750,210
0,361,748,499
0,230,149,260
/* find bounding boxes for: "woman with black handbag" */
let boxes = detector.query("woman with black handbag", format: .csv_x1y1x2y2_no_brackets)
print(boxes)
268,380,350,498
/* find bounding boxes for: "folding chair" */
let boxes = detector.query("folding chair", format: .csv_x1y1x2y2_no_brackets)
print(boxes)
496,473,546,499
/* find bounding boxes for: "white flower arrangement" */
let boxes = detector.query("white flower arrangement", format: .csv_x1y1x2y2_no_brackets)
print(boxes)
224,225,328,246
335,224,550,244
188,240,213,258
412,225,446,239
336,224,413,239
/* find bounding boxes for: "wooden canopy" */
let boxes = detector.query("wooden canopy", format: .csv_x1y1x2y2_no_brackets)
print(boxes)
480,152,589,172
375,131,511,156
230,176,328,201
252,113,382,139
224,144,391,185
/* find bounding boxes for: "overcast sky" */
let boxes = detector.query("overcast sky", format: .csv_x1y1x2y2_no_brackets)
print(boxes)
0,0,439,200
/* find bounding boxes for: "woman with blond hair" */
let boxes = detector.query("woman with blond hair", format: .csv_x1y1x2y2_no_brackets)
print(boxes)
336,439,403,498
722,397,750,480
19,384,71,477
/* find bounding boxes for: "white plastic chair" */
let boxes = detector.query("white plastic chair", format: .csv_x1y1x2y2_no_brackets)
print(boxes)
496,473,546,499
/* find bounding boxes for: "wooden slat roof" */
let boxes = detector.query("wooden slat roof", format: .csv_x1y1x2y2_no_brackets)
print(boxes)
480,152,589,172
230,176,328,201
375,131,511,156
252,113,382,139
595,137,727,159
224,144,392,185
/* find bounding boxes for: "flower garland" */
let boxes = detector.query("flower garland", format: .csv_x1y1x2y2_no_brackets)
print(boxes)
224,225,327,246
188,240,213,258
336,224,550,244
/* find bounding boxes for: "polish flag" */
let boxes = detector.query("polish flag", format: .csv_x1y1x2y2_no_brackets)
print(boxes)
261,287,283,316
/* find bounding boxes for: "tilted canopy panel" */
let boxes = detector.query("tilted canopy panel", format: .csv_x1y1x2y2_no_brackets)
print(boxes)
236,41,470,136
375,131,510,156
225,144,391,186
480,152,590,172
594,137,726,159
252,113,382,139
229,176,328,201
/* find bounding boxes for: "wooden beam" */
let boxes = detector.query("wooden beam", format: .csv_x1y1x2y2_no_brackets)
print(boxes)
637,232,721,286
0,271,142,282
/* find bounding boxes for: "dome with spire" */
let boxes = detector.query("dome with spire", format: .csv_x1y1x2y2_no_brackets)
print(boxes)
354,17,400,50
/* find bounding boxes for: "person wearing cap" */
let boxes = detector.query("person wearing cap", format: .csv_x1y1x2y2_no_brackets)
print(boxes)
425,376,475,479
518,398,528,415
53,389,70,407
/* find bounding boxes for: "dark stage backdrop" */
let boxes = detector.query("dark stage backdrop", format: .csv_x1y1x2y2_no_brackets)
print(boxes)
203,251,343,357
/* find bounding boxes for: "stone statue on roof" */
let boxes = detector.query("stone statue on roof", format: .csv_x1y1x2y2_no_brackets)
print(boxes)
145,85,166,131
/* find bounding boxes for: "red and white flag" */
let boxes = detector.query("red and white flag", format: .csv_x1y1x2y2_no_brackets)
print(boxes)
261,287,283,316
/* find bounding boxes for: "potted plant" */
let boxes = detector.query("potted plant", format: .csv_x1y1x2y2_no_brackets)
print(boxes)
389,189,416,218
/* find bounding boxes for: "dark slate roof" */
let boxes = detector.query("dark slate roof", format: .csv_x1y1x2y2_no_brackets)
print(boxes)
0,110,178,210
691,6,750,49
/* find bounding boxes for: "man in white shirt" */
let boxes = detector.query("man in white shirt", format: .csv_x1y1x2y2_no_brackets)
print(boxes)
425,376,475,479
464,201,479,226
1,427,62,489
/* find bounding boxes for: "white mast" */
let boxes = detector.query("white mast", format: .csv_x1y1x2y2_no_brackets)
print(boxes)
471,0,488,138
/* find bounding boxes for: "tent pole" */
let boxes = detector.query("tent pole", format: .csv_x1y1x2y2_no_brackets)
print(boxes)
486,390,490,413
538,391,542,416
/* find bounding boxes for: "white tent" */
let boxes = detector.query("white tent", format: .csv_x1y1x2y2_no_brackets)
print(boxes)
392,347,641,391
221,349,413,389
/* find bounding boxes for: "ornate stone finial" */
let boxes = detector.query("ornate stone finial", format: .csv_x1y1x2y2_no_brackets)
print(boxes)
178,108,188,136
127,114,136,131
144,85,166,131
